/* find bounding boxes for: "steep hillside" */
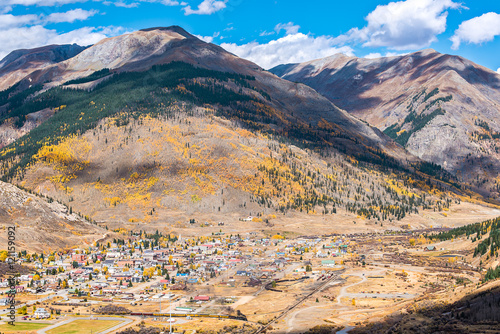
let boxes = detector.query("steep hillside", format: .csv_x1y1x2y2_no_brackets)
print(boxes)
270,50,500,200
0,27,418,180
18,104,467,230
0,44,87,91
0,44,89,148
0,180,106,252
0,27,485,231
352,280,500,334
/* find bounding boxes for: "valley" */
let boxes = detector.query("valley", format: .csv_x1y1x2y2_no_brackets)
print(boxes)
0,25,499,334
1,215,500,334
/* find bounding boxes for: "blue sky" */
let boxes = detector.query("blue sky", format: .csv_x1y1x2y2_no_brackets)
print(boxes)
1,0,499,72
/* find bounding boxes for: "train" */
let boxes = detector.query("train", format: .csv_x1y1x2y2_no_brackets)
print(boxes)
130,312,247,321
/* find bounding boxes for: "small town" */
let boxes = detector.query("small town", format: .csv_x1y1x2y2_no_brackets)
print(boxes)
1,219,491,333
0,223,354,332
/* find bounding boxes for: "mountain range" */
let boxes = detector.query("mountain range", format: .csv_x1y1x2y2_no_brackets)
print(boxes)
270,50,500,199
0,26,496,247
0,26,406,160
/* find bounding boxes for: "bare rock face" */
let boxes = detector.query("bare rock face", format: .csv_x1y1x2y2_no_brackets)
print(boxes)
0,181,105,252
0,108,54,149
63,28,191,71
270,50,500,198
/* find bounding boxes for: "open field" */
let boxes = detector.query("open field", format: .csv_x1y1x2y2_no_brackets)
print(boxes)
46,319,122,334
103,200,500,240
0,322,49,333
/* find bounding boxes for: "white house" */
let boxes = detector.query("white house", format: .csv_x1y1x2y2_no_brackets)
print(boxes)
34,308,50,319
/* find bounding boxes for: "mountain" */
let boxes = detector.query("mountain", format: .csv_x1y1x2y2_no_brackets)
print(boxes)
270,50,500,199
0,27,481,230
0,181,106,252
0,44,89,148
0,44,87,91
0,26,411,164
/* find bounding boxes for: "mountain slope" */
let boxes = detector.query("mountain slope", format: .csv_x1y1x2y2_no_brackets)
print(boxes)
270,50,500,199
0,26,413,171
0,44,87,91
0,181,106,252
0,27,480,230
18,103,466,230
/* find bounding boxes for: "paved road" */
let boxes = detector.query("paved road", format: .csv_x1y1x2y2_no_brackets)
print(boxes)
0,289,69,315
37,316,133,334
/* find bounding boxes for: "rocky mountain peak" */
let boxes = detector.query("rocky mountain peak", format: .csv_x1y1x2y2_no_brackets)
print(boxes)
0,43,88,90
0,43,87,72
270,49,500,199
64,27,192,71
139,25,196,38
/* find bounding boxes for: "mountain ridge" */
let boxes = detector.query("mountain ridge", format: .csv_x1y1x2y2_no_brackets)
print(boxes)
0,26,412,165
0,26,494,250
0,43,88,91
270,49,500,199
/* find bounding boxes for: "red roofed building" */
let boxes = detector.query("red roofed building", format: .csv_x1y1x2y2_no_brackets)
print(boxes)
194,295,210,301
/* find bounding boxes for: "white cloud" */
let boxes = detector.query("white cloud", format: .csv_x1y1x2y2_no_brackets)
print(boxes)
0,2,123,61
45,9,98,24
137,0,181,5
195,31,219,43
220,33,354,70
1,6,13,14
363,51,407,59
364,53,382,59
385,51,408,57
346,0,461,50
0,9,96,28
183,0,227,15
0,26,54,59
274,22,300,35
0,13,39,29
101,0,139,7
450,12,500,50
49,26,122,46
195,34,213,43
0,25,121,60
102,0,182,7
159,0,180,4
4,0,180,7
3,0,86,5
259,30,274,37
497,68,500,74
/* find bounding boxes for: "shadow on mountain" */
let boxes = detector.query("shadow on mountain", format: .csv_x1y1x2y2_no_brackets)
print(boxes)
441,143,500,200
282,62,387,114
408,54,500,88
251,282,500,334
349,282,500,334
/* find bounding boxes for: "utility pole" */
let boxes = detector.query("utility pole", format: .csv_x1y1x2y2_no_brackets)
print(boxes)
169,294,172,334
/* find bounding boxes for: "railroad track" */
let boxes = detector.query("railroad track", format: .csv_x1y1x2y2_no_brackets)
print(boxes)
253,270,345,334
